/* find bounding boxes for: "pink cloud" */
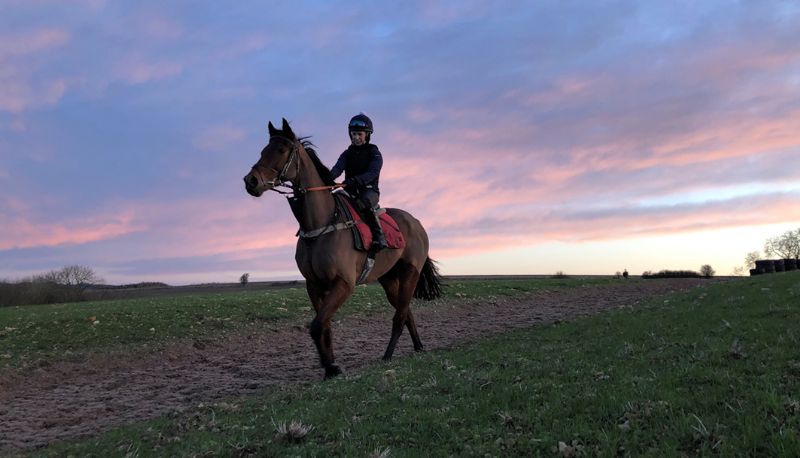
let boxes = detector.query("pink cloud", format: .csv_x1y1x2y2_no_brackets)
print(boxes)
0,78,67,113
102,197,300,259
112,55,182,84
507,75,596,108
0,27,70,58
0,194,300,259
193,123,248,151
7,0,105,11
212,34,271,59
139,14,184,40
416,1,495,26
0,211,143,250
428,193,800,259
0,28,70,113
9,118,27,132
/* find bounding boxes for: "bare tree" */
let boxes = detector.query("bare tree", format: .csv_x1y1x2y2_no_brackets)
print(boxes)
700,264,715,278
764,228,800,259
38,265,103,289
744,251,761,269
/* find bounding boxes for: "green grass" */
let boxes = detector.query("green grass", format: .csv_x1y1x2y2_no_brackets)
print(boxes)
0,278,609,370
28,273,800,456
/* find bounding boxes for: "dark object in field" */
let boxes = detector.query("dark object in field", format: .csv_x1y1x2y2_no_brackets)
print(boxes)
243,119,443,379
750,259,800,275
755,260,775,274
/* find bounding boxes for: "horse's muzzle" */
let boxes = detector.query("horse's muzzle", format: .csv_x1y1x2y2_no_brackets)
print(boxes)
244,173,264,197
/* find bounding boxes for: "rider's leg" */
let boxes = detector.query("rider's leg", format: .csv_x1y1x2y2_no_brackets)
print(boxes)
358,190,388,250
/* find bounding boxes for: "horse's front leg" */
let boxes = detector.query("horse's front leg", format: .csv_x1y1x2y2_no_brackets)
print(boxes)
308,278,353,379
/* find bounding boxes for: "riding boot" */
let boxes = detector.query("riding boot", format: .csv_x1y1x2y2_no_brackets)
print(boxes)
365,207,389,250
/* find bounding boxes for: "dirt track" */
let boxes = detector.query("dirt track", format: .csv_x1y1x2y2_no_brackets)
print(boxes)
0,279,713,451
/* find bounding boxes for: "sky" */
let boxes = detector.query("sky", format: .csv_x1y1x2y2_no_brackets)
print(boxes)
1,1,799,285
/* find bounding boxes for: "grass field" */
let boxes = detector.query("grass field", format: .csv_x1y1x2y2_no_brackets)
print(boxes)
18,272,800,456
0,277,606,370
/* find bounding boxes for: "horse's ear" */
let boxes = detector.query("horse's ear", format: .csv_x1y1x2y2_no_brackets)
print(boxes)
268,121,277,137
281,118,295,139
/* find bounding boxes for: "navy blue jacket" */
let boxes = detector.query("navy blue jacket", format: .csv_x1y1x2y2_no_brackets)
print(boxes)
330,143,383,192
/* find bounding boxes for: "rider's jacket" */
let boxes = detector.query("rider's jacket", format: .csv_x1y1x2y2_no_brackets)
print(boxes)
330,143,383,193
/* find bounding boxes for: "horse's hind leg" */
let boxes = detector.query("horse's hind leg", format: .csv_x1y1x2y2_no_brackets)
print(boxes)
405,309,424,352
379,262,422,360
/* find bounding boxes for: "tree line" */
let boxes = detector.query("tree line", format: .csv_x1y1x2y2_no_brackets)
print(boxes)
0,265,104,307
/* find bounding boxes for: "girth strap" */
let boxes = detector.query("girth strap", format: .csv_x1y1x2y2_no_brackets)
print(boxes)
296,221,354,239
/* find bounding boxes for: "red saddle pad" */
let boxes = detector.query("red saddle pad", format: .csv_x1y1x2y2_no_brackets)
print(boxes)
342,198,406,251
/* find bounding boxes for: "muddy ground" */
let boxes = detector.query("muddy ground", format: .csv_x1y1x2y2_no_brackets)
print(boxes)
0,279,714,451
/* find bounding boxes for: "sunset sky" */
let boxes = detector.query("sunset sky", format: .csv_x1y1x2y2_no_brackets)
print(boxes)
2,1,799,285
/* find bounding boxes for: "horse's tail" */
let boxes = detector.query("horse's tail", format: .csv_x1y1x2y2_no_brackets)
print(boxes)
414,257,443,300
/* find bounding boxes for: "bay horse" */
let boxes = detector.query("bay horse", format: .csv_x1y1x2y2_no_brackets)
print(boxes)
243,118,442,379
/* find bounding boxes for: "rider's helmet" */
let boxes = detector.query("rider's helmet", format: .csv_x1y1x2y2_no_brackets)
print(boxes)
348,113,373,135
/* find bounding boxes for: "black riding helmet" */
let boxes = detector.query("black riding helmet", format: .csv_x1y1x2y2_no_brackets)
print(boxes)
348,113,373,137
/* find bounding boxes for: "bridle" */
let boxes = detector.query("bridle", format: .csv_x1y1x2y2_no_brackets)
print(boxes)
250,136,299,194
251,136,343,196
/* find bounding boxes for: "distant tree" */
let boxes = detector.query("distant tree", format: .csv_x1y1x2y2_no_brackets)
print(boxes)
240,273,250,286
732,266,745,276
764,227,800,259
38,265,103,289
700,264,715,278
622,269,629,279
744,251,761,269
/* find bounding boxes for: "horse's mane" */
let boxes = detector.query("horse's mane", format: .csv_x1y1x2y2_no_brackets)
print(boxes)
298,137,335,186
273,128,335,186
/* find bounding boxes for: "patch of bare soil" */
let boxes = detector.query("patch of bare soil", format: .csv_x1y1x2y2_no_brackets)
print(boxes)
0,279,713,451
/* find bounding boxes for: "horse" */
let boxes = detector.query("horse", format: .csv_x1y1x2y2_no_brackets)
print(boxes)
243,118,443,379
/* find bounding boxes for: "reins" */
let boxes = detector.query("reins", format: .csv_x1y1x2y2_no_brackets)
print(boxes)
304,184,345,192
266,181,345,197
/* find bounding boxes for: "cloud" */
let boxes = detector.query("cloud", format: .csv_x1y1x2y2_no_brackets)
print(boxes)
0,78,67,113
112,54,183,85
0,28,70,113
0,27,70,59
0,211,143,250
193,123,248,152
428,192,800,258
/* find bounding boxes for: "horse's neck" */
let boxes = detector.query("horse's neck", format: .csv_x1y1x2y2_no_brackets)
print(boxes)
294,151,335,231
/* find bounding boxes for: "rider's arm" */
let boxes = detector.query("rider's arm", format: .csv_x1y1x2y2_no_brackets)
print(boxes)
330,152,347,180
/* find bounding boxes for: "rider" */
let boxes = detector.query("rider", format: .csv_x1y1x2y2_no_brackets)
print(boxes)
330,113,389,251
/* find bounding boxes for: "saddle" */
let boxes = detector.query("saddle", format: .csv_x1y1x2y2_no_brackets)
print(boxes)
334,193,405,251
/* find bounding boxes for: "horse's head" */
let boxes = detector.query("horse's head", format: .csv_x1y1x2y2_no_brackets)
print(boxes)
244,118,300,197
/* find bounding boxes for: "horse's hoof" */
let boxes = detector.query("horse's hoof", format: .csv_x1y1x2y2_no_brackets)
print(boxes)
381,355,393,362
324,365,342,379
414,346,425,353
